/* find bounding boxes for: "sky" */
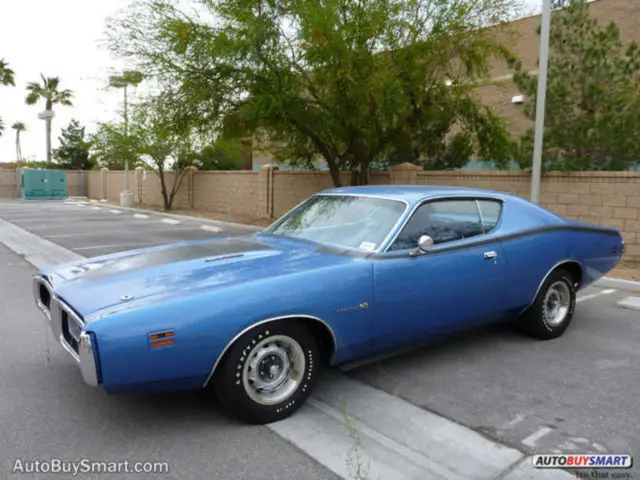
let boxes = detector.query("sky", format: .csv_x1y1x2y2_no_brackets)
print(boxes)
0,0,542,164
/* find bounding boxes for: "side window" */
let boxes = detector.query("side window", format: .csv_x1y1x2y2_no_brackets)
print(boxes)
389,200,484,251
477,200,502,232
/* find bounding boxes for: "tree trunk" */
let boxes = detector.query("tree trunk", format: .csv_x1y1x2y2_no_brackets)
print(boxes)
45,118,52,163
168,168,188,211
15,132,19,162
327,159,343,187
354,156,370,186
158,168,171,211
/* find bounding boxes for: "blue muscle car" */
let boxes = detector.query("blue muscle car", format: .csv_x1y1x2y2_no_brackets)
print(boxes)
33,186,624,423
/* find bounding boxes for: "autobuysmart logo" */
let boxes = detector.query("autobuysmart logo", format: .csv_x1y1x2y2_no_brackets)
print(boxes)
532,454,633,469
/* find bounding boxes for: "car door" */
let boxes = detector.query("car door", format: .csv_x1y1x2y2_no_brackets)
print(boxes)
371,198,509,352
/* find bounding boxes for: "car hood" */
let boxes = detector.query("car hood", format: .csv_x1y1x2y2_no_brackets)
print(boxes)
45,235,352,319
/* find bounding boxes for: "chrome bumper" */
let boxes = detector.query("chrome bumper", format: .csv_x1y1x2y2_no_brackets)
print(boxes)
33,276,99,387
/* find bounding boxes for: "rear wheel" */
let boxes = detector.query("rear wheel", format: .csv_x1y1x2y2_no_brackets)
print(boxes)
516,269,576,340
214,321,319,424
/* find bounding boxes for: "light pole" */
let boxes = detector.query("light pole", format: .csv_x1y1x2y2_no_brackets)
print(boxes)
109,71,143,206
530,0,552,204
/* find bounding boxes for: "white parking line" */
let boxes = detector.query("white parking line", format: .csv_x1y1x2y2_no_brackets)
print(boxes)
576,289,616,303
522,427,553,448
74,243,149,251
134,213,150,219
162,218,180,225
201,225,222,233
501,414,525,431
109,210,122,214
91,206,102,211
617,296,640,311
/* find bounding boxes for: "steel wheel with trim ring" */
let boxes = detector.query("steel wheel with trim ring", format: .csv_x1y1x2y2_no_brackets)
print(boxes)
214,321,319,424
516,268,576,340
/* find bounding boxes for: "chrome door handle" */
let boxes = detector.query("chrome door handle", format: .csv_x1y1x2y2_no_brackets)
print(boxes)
483,251,498,260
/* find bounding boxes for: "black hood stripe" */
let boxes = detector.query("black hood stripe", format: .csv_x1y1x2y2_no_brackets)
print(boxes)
79,238,273,282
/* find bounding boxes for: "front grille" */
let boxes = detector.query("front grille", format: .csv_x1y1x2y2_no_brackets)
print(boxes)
58,302,84,354
39,283,51,310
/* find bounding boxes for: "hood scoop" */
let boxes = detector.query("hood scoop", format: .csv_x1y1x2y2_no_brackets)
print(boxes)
205,253,245,263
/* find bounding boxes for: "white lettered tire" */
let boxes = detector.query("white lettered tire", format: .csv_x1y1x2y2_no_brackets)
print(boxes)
517,268,576,340
214,321,319,424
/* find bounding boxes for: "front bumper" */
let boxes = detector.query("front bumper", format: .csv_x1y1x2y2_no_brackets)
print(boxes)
33,276,99,387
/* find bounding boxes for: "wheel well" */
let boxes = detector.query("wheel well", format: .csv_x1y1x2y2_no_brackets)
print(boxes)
205,316,338,388
293,317,336,366
555,261,583,288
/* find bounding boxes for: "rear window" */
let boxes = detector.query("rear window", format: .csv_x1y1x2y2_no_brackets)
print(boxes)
477,200,502,232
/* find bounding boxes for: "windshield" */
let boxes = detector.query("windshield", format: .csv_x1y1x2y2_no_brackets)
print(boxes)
263,194,407,251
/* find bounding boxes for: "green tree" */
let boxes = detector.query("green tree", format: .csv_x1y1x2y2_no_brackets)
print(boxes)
129,95,200,210
512,0,640,171
52,119,95,170
11,122,26,162
194,138,250,170
109,0,520,186
89,121,141,170
25,75,74,163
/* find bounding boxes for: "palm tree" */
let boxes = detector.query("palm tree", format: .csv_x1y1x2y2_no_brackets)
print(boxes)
0,59,15,140
11,122,26,162
0,59,15,86
25,75,73,163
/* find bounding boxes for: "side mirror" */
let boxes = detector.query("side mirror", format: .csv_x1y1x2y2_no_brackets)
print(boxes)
410,235,434,256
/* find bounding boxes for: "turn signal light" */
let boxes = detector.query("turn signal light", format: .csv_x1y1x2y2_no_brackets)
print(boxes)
149,330,175,348
150,331,174,341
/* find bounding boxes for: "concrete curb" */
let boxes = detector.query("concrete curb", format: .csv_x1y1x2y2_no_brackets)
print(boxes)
87,201,263,233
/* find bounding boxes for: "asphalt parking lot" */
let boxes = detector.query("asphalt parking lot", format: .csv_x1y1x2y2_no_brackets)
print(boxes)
0,200,256,256
0,199,638,479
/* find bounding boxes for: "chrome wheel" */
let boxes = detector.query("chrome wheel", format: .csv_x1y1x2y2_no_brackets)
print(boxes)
543,280,571,327
241,335,306,406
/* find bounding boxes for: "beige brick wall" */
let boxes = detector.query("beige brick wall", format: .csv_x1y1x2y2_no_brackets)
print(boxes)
0,169,16,198
86,171,101,199
97,167,640,261
106,171,125,202
140,171,191,210
65,171,82,197
272,171,352,217
193,171,264,218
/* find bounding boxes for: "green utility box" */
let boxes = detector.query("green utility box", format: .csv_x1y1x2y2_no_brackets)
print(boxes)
22,169,68,200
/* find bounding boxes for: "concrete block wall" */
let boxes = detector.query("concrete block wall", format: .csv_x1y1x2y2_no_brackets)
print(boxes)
0,169,16,198
13,165,636,261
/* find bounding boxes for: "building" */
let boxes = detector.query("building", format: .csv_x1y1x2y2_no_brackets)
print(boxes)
251,0,640,171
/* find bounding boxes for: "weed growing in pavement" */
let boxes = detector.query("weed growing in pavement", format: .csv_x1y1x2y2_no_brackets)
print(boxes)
340,397,370,480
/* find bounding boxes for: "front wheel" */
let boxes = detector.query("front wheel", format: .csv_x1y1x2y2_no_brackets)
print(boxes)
214,321,319,424
516,269,576,340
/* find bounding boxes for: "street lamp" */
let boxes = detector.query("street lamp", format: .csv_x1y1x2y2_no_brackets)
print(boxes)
530,0,552,204
108,71,143,207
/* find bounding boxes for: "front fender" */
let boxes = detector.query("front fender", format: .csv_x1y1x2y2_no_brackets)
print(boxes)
88,259,374,392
